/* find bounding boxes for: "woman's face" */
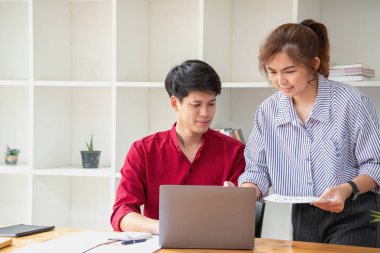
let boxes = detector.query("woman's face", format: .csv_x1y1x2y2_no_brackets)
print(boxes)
266,52,318,99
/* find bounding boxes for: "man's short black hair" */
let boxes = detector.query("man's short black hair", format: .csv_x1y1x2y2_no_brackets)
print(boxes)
165,59,221,102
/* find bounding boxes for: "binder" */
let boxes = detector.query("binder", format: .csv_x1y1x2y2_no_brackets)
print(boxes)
0,224,55,237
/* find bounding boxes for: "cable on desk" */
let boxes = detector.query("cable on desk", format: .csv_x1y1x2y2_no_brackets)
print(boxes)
82,239,121,253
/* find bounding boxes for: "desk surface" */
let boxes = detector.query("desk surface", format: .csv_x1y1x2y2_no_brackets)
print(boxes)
1,227,379,253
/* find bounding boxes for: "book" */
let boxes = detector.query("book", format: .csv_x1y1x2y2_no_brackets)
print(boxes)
0,224,55,237
330,67,375,77
330,63,372,69
215,128,246,144
329,75,371,82
0,238,12,249
330,63,375,77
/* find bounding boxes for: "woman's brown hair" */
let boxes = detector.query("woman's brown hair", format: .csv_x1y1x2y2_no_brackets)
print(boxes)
258,19,330,78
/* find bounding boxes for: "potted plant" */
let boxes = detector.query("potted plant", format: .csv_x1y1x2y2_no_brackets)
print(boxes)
4,145,20,165
370,210,380,222
80,134,101,168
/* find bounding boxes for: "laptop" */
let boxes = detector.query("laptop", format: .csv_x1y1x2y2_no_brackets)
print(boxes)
159,185,256,249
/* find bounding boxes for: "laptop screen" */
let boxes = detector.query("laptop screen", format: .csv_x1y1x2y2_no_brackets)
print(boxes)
159,185,256,249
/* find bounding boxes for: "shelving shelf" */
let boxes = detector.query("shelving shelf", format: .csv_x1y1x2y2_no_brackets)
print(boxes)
0,80,29,86
0,165,30,175
32,167,114,177
1,0,379,240
33,81,113,88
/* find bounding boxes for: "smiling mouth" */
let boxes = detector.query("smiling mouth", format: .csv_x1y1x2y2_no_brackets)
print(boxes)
281,87,293,93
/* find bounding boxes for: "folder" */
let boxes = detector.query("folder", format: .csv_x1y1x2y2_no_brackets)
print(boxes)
0,224,55,237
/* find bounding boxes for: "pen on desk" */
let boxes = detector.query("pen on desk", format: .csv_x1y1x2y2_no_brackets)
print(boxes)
121,239,147,245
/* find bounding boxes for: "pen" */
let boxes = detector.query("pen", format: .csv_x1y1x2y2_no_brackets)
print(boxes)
121,239,147,245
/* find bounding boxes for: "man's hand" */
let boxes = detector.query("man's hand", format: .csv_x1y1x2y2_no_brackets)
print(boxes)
223,181,236,187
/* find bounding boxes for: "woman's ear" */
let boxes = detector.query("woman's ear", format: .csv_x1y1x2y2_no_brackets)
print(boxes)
312,57,321,72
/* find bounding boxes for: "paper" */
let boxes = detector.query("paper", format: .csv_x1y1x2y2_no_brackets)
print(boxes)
107,231,152,241
264,194,330,204
12,231,160,253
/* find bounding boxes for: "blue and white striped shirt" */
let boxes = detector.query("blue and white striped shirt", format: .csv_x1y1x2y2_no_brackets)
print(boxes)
238,74,380,197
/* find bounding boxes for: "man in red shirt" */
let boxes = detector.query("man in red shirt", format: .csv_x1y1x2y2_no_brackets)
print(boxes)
111,60,245,234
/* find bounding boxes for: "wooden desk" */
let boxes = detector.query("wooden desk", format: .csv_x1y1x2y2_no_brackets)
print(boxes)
1,227,379,253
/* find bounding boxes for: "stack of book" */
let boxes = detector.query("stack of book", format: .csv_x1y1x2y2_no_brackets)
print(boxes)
215,128,245,144
329,63,375,82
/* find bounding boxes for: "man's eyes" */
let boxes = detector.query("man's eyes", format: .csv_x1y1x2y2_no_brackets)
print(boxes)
191,103,215,106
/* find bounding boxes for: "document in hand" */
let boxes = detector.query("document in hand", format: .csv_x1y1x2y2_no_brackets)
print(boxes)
264,194,331,204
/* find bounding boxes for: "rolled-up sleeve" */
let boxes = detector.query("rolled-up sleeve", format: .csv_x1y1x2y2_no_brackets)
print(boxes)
111,143,146,231
238,108,271,197
355,95,380,192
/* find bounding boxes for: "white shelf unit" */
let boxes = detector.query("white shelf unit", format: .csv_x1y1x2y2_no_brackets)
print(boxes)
0,0,379,239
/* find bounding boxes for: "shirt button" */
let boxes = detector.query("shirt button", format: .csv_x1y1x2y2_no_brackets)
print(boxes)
305,157,310,162
308,181,313,186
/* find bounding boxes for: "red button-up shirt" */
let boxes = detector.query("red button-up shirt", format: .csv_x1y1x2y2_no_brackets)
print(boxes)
111,124,245,231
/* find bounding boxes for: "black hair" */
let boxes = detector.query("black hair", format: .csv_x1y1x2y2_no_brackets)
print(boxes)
165,59,221,102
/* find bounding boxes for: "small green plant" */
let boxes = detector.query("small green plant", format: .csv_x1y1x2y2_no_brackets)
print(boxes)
5,145,20,156
370,210,380,222
86,134,94,152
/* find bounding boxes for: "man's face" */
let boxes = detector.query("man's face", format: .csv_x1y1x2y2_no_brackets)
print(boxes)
172,91,216,135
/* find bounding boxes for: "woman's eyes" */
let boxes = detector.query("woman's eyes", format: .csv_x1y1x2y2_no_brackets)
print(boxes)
269,70,295,75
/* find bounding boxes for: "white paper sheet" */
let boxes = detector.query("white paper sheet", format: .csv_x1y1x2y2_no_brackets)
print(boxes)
13,231,160,253
264,194,330,204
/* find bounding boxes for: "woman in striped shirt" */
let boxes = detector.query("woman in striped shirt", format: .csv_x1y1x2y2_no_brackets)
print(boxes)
237,19,380,247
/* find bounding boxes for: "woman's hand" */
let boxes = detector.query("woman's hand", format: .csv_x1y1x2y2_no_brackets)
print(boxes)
312,184,352,213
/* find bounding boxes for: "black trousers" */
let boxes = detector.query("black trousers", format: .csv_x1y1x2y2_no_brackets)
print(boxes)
292,192,380,247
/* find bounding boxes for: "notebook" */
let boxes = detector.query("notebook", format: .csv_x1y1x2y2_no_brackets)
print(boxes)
159,185,256,249
0,224,55,237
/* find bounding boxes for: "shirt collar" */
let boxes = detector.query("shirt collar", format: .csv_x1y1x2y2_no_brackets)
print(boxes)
170,123,210,152
275,94,301,127
275,73,330,127
310,74,330,123
170,123,180,151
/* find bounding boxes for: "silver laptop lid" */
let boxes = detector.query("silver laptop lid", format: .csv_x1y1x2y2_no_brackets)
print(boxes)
159,185,256,249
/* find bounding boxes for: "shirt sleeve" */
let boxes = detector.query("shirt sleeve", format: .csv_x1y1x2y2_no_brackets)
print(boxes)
110,142,147,231
238,107,271,198
355,95,380,192
227,143,246,186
